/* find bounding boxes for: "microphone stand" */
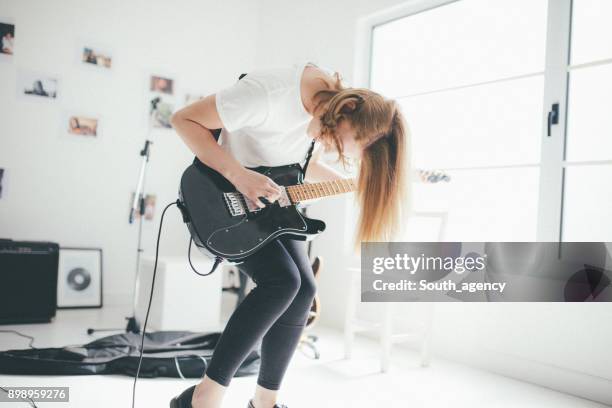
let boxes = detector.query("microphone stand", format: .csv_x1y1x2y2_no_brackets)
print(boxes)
87,98,160,335
124,139,153,334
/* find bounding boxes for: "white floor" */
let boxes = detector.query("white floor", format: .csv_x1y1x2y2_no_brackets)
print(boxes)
0,305,609,408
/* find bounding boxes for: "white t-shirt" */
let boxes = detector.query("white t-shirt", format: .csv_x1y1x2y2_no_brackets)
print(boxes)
215,61,318,168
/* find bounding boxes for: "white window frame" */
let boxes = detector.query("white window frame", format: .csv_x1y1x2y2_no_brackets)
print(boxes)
355,0,574,242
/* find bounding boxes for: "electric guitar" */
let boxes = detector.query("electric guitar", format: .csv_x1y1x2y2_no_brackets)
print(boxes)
178,157,451,263
178,159,357,263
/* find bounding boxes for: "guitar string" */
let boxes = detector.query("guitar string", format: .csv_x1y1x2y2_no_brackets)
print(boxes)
230,178,357,208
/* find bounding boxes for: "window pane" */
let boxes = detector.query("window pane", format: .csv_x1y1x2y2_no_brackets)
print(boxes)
566,64,612,162
399,76,544,169
562,165,612,242
570,0,612,65
411,168,539,241
371,0,548,97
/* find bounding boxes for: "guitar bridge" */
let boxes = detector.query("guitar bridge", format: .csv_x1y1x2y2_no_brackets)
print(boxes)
223,192,246,216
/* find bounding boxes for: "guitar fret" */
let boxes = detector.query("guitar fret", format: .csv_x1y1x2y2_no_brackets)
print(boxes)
286,177,357,204
292,186,301,202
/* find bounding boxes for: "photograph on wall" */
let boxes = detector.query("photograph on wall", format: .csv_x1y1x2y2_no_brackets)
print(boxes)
57,248,103,308
67,115,99,137
150,75,174,95
150,96,174,128
18,70,58,99
0,168,4,199
82,46,112,68
0,21,15,56
129,192,156,221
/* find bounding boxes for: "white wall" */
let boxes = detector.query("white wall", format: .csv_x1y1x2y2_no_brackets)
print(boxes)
254,0,612,405
0,0,261,303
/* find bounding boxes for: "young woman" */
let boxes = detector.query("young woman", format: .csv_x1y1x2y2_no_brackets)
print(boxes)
170,61,409,408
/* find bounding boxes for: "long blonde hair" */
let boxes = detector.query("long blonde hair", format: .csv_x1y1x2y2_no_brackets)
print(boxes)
313,83,410,246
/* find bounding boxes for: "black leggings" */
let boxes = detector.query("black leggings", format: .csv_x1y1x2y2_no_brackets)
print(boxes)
204,236,316,390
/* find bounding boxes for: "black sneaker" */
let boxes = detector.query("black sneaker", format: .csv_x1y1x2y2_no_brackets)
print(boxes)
247,399,288,408
169,385,196,408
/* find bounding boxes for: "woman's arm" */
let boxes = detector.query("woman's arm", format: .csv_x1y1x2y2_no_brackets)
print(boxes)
171,95,242,181
303,146,347,182
170,95,281,208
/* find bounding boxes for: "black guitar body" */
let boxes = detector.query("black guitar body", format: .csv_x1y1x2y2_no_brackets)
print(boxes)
179,158,326,263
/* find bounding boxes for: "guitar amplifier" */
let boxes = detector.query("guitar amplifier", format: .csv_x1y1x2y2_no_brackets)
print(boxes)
0,239,59,324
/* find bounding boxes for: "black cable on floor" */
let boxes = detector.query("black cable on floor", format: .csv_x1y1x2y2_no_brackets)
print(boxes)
0,329,36,349
0,385,38,408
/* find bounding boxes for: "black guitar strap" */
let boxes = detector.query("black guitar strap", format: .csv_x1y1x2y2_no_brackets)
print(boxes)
302,139,316,178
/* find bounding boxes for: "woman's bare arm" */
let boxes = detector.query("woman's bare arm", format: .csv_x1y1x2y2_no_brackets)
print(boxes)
170,95,281,208
304,146,347,182
171,95,244,183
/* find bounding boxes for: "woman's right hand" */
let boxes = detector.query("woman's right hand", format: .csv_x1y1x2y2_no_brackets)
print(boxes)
230,168,282,209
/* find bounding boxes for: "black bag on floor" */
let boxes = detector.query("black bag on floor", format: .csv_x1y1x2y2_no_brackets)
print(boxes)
0,331,259,378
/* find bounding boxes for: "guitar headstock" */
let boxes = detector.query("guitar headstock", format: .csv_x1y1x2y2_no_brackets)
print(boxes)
415,169,451,184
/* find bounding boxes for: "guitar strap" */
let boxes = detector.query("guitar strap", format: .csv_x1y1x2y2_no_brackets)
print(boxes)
302,138,316,178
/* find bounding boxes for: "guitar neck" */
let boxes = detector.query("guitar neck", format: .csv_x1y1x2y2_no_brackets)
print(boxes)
286,178,357,203
285,169,451,204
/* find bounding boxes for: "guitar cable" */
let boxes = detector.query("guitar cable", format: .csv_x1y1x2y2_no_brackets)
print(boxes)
131,200,176,408
188,237,220,277
131,199,222,408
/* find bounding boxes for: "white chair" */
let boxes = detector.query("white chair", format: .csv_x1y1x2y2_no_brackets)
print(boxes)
343,211,447,372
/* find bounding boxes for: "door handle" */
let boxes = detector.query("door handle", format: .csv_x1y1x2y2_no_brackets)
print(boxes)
547,103,559,137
